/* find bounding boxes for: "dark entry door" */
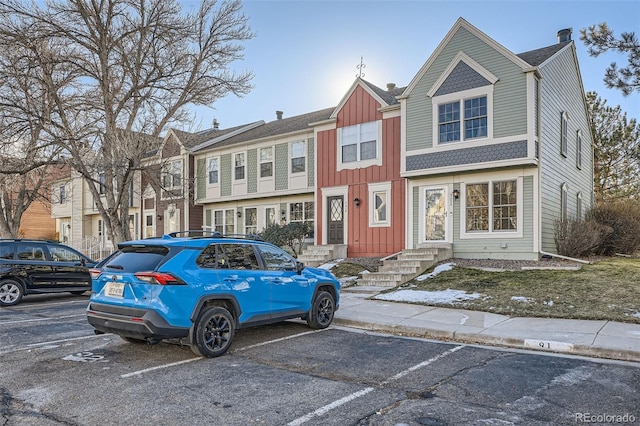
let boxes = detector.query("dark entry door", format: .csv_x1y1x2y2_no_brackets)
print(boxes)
327,196,344,244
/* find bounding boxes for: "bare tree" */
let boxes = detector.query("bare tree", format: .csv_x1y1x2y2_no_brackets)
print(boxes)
0,29,67,238
0,0,254,243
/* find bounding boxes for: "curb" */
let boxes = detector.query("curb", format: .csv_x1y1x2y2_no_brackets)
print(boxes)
333,318,640,363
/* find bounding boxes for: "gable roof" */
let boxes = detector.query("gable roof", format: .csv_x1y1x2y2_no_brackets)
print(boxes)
193,107,335,152
330,78,405,119
402,17,537,97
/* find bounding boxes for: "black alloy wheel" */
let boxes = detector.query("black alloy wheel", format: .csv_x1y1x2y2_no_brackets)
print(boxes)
191,306,236,358
307,291,335,329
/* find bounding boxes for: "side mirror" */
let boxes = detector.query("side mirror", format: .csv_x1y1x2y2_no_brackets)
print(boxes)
296,261,305,275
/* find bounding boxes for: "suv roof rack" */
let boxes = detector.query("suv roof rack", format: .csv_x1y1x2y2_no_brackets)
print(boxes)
163,231,264,241
166,230,223,239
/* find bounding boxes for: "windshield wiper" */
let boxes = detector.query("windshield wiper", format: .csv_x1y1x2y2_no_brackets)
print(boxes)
105,264,124,270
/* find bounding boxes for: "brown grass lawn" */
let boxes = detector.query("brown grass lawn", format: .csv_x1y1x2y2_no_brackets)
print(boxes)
378,257,640,323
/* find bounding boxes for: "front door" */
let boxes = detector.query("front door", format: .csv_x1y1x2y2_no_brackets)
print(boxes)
424,188,447,241
327,196,344,244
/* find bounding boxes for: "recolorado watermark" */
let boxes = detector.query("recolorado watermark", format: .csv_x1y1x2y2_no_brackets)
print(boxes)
574,413,636,423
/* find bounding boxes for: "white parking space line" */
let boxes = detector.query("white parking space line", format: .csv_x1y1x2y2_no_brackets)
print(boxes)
0,314,86,325
0,334,110,356
120,329,329,378
120,357,202,378
232,329,328,353
287,387,376,426
8,300,89,310
286,344,465,425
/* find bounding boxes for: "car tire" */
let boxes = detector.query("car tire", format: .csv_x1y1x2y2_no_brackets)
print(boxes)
70,291,88,295
190,306,236,358
0,279,24,307
306,290,335,330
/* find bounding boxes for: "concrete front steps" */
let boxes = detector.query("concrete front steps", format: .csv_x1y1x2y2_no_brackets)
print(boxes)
355,244,453,289
298,244,347,267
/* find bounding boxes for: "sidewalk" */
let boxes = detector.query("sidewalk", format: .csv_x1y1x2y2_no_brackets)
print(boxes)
334,287,640,363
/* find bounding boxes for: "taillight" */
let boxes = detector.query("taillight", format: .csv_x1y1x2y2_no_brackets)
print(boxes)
134,272,185,285
89,269,102,280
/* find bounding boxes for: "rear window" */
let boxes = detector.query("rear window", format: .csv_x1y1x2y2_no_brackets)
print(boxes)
102,246,170,272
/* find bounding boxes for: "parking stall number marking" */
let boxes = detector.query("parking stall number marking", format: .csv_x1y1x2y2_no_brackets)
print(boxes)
63,351,108,363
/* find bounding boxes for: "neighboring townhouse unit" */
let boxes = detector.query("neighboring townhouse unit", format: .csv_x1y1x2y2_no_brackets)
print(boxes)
194,109,332,238
399,18,593,260
51,168,144,259
310,78,406,258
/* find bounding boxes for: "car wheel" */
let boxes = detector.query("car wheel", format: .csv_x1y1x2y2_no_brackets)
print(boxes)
0,279,24,307
190,306,235,358
70,291,87,295
306,290,335,330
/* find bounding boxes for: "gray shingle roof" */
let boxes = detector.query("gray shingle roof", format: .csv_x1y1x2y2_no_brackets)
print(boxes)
361,79,406,105
192,107,335,152
173,123,259,149
517,41,570,66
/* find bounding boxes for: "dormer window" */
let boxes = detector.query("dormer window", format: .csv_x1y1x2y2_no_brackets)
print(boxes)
438,95,487,143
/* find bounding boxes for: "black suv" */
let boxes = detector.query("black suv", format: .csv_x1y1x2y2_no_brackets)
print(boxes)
0,239,97,306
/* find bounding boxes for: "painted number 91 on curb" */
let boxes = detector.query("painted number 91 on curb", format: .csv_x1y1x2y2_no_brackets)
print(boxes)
524,339,575,353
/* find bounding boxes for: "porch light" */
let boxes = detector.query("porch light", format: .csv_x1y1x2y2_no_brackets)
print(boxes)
354,197,361,207
452,189,460,200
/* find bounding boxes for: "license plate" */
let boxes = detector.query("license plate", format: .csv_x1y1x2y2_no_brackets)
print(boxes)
105,282,124,298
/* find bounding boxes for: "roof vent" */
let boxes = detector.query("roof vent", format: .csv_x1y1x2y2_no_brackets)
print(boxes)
386,83,396,91
557,28,572,43
276,110,283,120
213,118,219,130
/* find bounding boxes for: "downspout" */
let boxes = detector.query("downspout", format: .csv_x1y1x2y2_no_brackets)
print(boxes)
538,250,591,264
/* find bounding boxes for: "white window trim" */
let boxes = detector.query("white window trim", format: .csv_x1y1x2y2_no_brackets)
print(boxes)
561,111,569,157
289,140,306,175
263,205,279,229
207,157,220,186
561,183,568,221
431,86,494,146
259,147,274,180
576,129,582,169
162,158,183,189
368,181,391,227
233,152,246,182
576,191,583,220
337,120,383,171
460,176,523,239
213,208,236,235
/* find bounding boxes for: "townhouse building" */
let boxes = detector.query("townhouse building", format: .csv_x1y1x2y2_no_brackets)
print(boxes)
50,17,593,265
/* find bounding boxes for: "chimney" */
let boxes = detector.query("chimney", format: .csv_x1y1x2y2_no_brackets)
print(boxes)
213,118,219,130
386,83,396,91
276,110,283,120
557,28,572,43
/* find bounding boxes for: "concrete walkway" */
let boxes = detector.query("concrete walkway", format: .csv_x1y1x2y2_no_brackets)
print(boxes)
334,287,640,363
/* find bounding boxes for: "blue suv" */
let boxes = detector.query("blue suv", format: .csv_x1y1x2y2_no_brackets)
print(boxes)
86,232,340,357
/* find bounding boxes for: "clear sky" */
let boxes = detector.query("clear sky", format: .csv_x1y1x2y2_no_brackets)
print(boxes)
181,0,640,131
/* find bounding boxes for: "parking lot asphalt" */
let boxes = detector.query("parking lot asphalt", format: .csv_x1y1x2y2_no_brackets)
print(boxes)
336,286,640,363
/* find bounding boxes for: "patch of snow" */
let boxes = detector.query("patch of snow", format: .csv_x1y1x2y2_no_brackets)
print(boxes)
339,276,358,284
375,288,481,304
511,296,534,303
631,312,640,319
360,270,371,275
415,262,455,281
544,300,554,307
318,262,338,270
